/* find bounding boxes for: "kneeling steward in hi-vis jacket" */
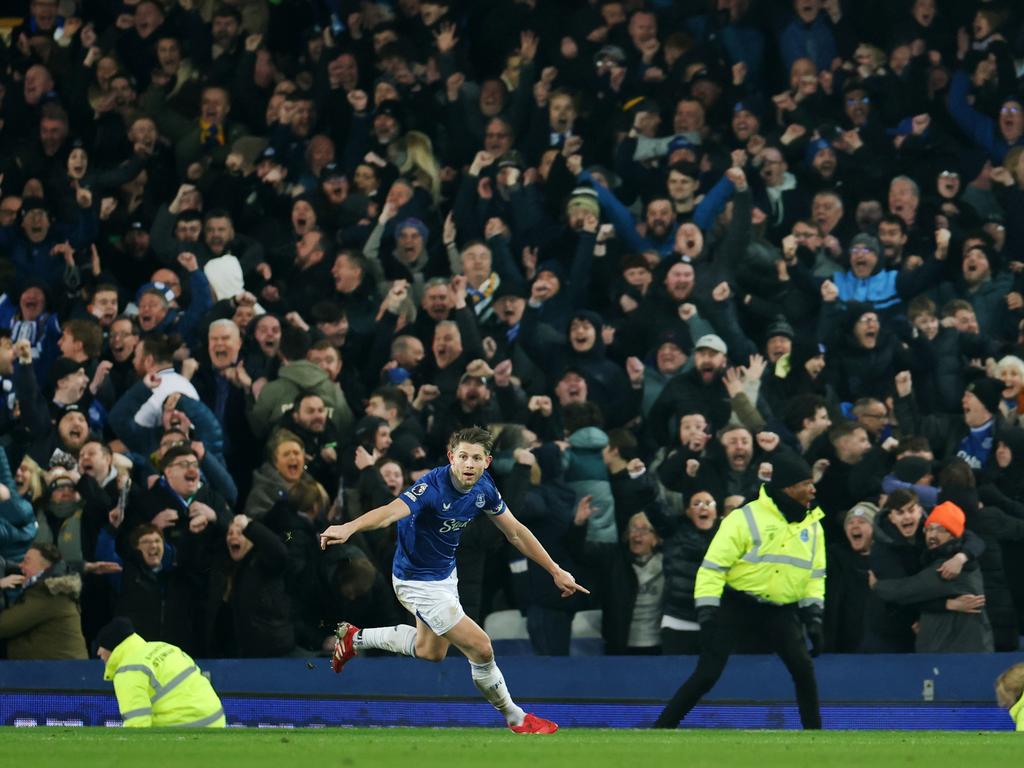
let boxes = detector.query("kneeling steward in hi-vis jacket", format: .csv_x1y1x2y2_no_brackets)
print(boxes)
96,617,225,727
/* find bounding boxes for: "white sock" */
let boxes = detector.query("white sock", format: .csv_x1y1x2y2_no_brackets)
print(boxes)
353,625,417,657
470,659,525,726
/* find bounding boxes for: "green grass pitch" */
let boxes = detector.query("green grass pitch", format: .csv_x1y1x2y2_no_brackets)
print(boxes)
1,727,1019,768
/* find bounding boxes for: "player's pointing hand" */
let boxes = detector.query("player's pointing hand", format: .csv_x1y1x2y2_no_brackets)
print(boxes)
553,568,590,597
320,523,353,549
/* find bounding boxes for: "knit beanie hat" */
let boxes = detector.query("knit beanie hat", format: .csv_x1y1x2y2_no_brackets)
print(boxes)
844,501,878,526
396,217,429,241
849,232,881,256
94,616,135,654
767,452,814,490
966,377,1004,416
925,501,965,538
566,187,600,218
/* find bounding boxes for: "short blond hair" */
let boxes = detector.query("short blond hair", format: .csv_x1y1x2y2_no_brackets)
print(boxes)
995,662,1024,708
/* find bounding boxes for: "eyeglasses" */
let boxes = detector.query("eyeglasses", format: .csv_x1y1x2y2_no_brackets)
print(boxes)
167,460,199,471
939,171,959,178
850,245,875,255
628,525,655,534
692,499,717,508
846,96,870,106
1001,106,1021,115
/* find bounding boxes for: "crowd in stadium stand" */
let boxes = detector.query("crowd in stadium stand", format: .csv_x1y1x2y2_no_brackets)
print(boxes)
2,0,1024,660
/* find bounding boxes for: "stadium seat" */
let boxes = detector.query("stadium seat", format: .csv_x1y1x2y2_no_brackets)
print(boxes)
483,610,534,655
570,610,604,656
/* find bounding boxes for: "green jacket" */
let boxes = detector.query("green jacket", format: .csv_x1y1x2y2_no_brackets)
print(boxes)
0,571,87,659
248,360,353,438
104,633,225,728
695,485,826,609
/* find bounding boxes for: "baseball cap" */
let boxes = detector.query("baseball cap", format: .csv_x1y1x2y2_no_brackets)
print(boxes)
50,357,86,383
694,334,727,354
320,162,345,182
386,367,411,385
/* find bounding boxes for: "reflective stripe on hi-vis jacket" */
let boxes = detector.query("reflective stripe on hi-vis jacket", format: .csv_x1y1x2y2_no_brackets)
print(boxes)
694,485,825,609
103,634,225,728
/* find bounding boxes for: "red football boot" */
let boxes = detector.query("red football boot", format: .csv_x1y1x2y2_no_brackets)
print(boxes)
509,713,559,734
331,622,360,673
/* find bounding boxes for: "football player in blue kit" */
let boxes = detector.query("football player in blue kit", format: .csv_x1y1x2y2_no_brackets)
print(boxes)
319,426,588,734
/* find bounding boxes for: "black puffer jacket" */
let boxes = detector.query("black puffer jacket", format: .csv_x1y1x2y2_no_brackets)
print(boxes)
824,325,914,403
907,328,994,414
646,501,716,623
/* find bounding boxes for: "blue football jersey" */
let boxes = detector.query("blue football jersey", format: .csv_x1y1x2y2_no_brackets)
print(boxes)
392,465,506,581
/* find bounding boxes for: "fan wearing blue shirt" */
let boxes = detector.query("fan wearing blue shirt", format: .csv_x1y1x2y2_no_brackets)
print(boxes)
319,426,588,734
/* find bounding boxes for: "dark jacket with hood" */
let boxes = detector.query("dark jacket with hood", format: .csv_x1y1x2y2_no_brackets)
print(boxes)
501,444,589,615
249,359,354,439
820,301,914,403
108,533,204,655
761,334,838,416
647,366,733,448
524,309,638,428
204,519,295,658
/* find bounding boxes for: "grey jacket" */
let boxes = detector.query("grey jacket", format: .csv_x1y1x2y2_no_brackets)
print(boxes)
873,557,994,653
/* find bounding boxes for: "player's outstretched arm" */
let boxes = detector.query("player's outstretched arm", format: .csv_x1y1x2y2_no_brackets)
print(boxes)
489,508,590,598
320,498,411,549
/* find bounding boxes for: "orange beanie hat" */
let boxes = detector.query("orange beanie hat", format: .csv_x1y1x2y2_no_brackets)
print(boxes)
925,501,965,538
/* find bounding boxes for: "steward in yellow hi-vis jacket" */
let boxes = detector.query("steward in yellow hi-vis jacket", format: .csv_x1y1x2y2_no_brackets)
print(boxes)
95,617,225,728
654,453,825,730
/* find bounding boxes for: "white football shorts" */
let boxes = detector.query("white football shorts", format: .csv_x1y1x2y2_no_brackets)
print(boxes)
392,570,466,636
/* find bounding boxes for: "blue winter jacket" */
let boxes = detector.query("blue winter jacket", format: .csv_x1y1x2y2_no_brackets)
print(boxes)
0,448,37,564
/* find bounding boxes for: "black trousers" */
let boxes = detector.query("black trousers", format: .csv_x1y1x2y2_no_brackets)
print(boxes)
653,591,822,729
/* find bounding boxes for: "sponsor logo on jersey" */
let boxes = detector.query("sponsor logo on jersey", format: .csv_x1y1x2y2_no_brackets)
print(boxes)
439,518,471,533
